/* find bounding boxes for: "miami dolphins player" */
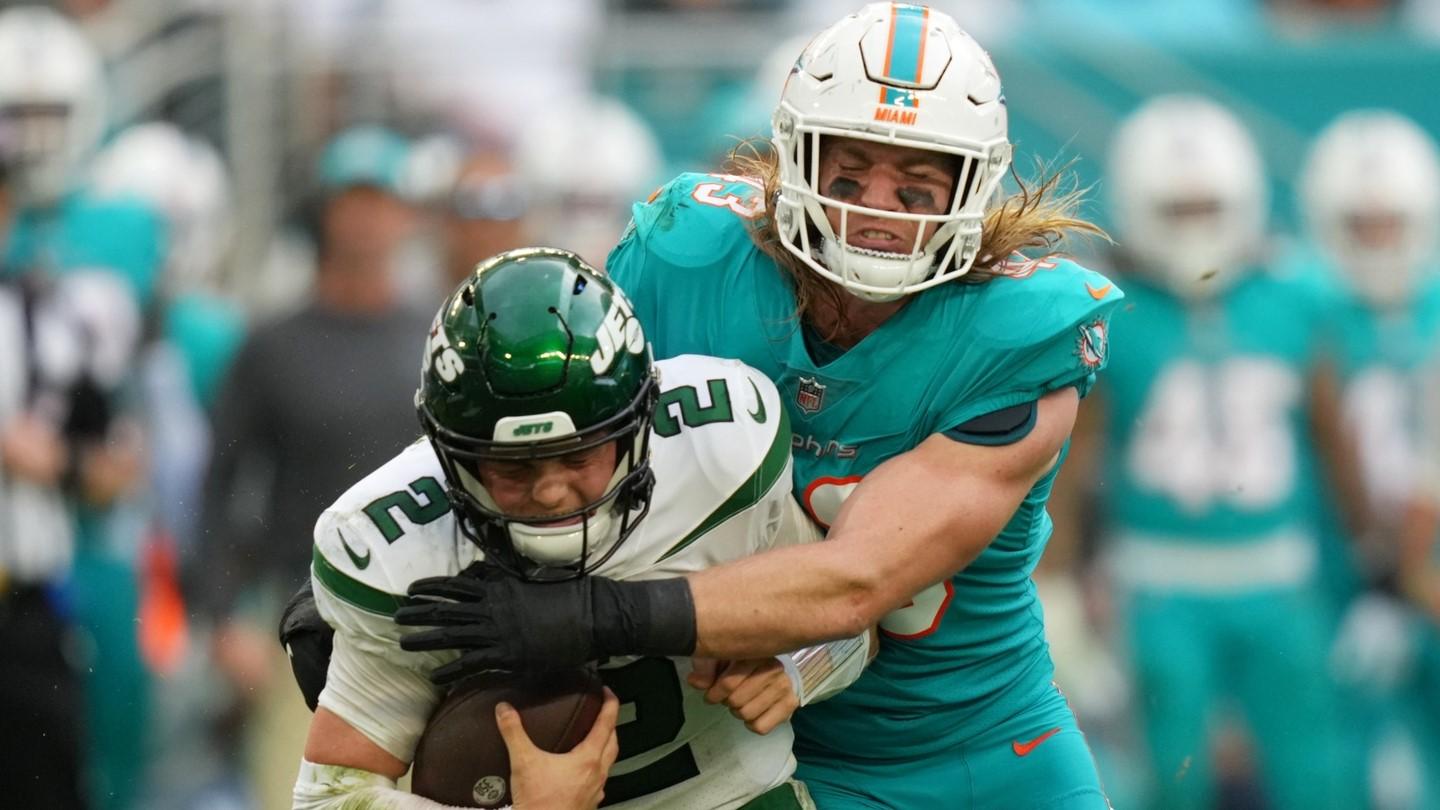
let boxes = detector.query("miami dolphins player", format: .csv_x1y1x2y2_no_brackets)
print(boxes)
294,248,867,810
1066,96,1350,809
394,5,1123,808
1300,109,1440,809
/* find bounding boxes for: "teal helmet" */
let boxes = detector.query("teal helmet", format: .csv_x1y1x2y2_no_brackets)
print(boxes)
416,247,658,580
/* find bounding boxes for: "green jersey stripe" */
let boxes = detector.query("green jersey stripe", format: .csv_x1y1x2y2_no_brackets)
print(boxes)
656,405,791,563
312,544,416,616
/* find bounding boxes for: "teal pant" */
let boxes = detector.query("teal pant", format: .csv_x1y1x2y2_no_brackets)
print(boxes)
795,686,1110,809
1407,617,1440,807
71,547,150,810
1123,586,1343,810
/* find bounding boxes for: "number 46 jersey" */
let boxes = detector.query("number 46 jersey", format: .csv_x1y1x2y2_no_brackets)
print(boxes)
309,354,815,810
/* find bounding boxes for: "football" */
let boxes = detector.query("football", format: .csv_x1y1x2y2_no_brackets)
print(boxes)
411,667,605,808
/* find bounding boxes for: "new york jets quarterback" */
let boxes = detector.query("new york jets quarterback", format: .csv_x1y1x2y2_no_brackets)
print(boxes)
292,248,864,810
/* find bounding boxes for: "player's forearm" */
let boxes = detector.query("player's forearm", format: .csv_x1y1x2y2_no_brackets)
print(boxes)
689,540,880,658
292,759,474,810
691,470,1003,657
689,413,1072,659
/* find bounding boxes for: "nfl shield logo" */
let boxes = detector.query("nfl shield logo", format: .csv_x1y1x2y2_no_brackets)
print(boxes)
796,376,826,415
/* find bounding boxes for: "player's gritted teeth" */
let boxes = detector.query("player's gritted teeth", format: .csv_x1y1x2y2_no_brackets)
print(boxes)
846,223,912,253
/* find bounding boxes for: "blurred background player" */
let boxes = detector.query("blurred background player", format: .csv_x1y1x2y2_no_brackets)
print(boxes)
431,134,532,291
513,94,664,269
1297,109,1440,810
0,154,102,810
1054,94,1354,810
86,118,254,810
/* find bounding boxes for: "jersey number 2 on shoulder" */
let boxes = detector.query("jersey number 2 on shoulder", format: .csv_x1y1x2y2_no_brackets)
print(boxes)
654,379,735,438
362,476,448,543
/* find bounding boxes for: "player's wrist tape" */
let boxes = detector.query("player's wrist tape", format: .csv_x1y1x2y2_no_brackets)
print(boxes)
592,577,697,659
777,632,871,706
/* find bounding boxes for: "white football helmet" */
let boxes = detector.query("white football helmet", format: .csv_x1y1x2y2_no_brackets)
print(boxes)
515,95,663,269
1300,110,1440,306
0,7,106,206
772,3,1011,302
1107,95,1268,299
90,122,234,294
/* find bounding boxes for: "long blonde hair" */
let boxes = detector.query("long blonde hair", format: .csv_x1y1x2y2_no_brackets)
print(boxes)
724,139,1109,341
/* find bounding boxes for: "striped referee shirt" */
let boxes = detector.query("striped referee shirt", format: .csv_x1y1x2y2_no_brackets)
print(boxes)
0,282,76,584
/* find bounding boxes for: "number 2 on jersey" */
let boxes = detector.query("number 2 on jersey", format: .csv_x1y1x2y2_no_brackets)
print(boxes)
654,379,735,438
362,476,448,542
598,657,699,805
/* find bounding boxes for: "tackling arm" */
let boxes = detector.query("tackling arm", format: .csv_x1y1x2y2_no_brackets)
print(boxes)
396,389,1077,675
687,386,1079,658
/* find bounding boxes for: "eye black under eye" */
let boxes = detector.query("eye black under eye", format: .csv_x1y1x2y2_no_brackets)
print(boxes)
826,177,862,199
898,188,937,210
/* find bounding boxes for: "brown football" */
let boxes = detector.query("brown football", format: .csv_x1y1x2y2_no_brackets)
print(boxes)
411,667,605,808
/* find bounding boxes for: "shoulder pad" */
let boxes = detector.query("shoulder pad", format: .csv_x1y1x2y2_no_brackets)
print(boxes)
624,173,765,269
927,257,1126,427
967,257,1124,346
311,441,468,616
635,355,793,570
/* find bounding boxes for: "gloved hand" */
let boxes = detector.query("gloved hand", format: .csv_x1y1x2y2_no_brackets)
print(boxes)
278,581,334,711
1329,591,1416,691
395,563,697,684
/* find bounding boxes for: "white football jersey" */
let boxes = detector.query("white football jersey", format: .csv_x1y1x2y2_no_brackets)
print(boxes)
311,354,804,810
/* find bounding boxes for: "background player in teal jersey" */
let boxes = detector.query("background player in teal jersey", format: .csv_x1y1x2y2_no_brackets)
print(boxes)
1299,109,1440,809
1056,95,1354,810
395,5,1123,808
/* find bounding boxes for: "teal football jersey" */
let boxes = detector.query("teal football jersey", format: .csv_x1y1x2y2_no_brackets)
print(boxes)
609,173,1124,756
1327,271,1440,510
4,190,167,308
1100,270,1331,542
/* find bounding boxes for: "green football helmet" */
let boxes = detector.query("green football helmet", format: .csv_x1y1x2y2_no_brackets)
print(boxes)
416,247,658,580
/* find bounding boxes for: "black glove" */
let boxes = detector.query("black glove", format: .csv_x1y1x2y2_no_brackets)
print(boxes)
278,581,334,712
395,563,697,685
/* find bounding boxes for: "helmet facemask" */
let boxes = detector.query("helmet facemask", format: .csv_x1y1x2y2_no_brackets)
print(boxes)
770,3,1011,302
424,377,658,582
774,124,1009,302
